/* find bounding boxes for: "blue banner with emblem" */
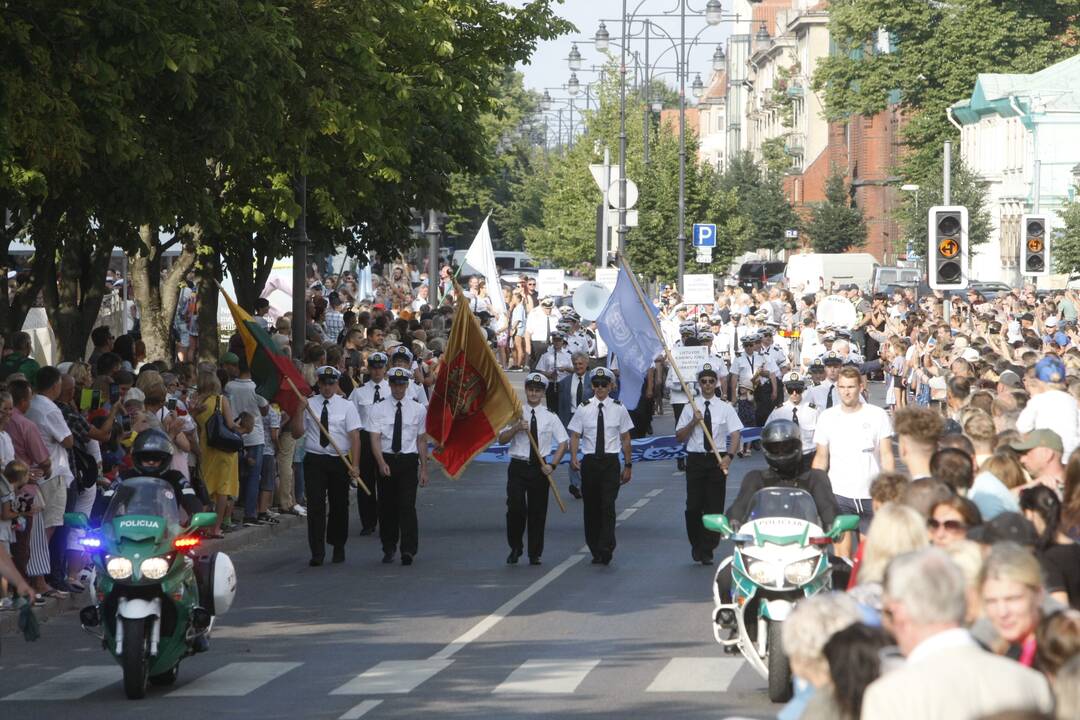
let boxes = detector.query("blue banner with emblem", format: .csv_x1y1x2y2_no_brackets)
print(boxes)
595,268,665,412
470,428,762,464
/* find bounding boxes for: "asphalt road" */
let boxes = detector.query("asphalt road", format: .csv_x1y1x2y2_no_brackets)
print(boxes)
0,406,778,720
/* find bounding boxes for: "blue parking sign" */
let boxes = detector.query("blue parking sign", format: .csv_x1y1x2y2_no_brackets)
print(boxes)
692,223,716,247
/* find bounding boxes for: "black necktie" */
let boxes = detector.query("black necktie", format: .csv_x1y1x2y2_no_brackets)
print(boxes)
392,401,403,453
704,400,716,456
791,406,799,426
374,384,381,403
826,386,834,409
595,402,606,457
529,409,540,465
320,399,330,447
576,376,584,406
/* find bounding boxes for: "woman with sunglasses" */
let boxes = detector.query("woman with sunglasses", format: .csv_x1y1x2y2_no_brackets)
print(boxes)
928,495,983,548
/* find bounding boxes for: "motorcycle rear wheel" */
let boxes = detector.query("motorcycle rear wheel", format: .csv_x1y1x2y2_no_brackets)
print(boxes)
121,617,151,700
766,620,793,703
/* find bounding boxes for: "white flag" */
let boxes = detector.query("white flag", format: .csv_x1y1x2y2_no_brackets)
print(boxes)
461,213,506,315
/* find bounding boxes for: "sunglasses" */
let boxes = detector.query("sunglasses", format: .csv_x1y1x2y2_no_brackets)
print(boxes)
591,381,611,388
698,377,717,384
927,519,967,532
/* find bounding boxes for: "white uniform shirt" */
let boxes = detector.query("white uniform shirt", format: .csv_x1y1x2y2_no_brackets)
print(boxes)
814,402,893,499
1017,389,1080,459
762,343,789,372
536,347,574,382
729,353,779,389
349,378,390,428
805,379,838,410
303,394,363,456
369,396,428,455
568,397,634,454
675,396,744,453
525,307,556,343
767,400,818,451
506,404,569,460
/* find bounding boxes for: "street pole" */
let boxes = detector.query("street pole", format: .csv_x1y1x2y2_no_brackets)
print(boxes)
676,0,688,292
643,21,651,166
557,108,564,151
426,210,440,306
569,98,574,150
942,141,951,325
292,174,308,359
617,0,629,256
603,146,612,264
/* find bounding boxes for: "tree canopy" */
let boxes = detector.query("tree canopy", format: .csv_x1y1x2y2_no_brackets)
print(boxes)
803,173,867,254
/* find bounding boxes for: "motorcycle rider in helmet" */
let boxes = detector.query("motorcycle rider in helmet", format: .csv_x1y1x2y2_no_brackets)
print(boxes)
120,429,204,519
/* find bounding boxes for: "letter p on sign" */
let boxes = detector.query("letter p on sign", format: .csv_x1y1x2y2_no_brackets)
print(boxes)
692,224,716,248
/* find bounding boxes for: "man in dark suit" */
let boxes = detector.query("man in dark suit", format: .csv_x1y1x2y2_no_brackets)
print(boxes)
558,352,592,499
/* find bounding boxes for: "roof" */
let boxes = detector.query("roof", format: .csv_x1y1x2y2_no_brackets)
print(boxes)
704,71,727,99
952,53,1080,125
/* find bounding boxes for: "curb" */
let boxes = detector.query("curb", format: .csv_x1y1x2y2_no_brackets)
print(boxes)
1,514,305,638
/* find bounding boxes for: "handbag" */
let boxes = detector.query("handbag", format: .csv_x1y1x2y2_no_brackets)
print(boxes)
206,396,243,453
72,444,99,491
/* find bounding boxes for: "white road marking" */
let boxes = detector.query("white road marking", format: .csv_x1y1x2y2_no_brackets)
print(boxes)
168,662,302,696
616,507,638,521
646,657,745,693
631,499,649,509
331,660,453,695
646,489,664,497
430,552,586,661
493,659,601,694
339,699,383,719
2,666,118,701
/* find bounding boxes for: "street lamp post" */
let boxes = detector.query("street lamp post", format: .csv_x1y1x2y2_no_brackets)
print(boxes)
618,0,630,257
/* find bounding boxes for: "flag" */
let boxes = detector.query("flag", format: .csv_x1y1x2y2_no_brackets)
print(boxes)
220,287,312,417
595,264,665,411
460,213,507,316
426,292,521,478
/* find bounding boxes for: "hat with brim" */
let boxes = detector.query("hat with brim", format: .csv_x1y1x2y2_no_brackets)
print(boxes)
368,352,388,367
525,372,549,388
966,512,1038,547
1010,428,1064,454
591,367,613,384
386,367,412,384
823,352,842,366
697,361,719,380
316,365,341,383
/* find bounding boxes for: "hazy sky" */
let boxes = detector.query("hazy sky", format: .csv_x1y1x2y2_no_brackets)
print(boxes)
515,1,734,98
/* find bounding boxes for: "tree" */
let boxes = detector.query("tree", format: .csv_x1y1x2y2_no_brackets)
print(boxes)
1053,188,1080,276
718,153,801,254
804,173,867,253
894,156,992,255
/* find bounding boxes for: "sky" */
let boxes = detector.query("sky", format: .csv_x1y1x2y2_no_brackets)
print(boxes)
515,1,734,100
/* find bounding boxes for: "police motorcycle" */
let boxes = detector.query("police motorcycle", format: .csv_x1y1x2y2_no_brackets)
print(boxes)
65,433,237,699
703,421,858,703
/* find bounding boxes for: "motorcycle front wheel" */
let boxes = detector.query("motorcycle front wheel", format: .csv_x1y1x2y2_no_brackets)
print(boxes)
121,617,151,699
766,620,793,703
150,663,180,686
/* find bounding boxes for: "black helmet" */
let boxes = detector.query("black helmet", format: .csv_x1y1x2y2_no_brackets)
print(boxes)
131,428,174,476
761,419,803,477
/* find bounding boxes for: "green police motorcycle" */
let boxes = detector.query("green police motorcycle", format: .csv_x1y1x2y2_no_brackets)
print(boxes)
66,476,237,699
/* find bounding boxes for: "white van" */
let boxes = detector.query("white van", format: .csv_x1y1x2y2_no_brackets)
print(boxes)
452,249,539,278
785,253,879,293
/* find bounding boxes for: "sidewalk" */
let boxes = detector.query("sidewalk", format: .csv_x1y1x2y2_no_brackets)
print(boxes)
1,514,304,638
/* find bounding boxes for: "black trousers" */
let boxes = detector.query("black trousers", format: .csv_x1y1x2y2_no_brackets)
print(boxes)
581,454,621,558
685,453,727,557
304,453,351,560
356,431,379,530
753,383,774,427
545,380,559,413
529,341,548,368
378,453,419,556
506,459,550,558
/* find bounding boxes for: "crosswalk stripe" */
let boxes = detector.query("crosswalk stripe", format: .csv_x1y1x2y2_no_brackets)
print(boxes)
167,662,301,697
2,666,118,701
493,659,600,694
331,659,453,695
645,657,745,693
339,699,383,719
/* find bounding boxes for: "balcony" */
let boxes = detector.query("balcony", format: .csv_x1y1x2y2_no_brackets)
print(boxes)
786,83,803,98
784,133,805,155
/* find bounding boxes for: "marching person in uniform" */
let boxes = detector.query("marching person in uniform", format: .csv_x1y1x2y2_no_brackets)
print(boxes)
497,373,568,566
568,367,634,566
668,323,699,471
348,351,389,535
729,333,778,427
767,371,819,472
389,346,429,405
290,366,363,567
558,352,593,499
806,350,842,410
369,366,429,566
675,361,743,565
536,329,573,412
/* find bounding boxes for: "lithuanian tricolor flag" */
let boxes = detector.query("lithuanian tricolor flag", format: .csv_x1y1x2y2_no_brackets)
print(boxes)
220,287,311,417
427,292,521,478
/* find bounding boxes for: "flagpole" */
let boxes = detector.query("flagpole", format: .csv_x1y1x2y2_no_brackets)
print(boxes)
285,377,372,495
520,410,567,513
615,254,724,465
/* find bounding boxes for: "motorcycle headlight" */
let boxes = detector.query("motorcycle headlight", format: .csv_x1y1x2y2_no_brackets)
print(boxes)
106,557,133,580
785,559,818,586
140,557,170,580
747,560,776,585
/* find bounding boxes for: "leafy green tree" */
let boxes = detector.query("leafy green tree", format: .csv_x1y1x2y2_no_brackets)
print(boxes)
1053,188,1080,276
804,173,867,253
718,153,801,254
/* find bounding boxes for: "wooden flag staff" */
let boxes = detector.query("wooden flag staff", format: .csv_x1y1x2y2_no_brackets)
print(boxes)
520,411,567,514
286,377,372,496
615,253,726,466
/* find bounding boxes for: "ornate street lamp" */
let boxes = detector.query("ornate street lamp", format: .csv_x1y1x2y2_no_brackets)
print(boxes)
755,22,771,42
567,73,581,96
541,90,553,111
594,22,610,52
692,73,705,99
705,0,724,26
712,44,726,71
568,43,582,71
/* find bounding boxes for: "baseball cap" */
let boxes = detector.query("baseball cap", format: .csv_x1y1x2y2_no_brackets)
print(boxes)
123,387,145,404
525,372,549,388
386,367,412,384
1034,356,1066,383
997,369,1021,388
1053,332,1071,348
591,367,614,384
960,347,981,363
219,352,240,366
1010,428,1064,454
966,512,1038,547
1045,317,1059,328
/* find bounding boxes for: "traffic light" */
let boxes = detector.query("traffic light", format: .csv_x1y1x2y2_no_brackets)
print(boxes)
928,206,968,290
1021,214,1049,277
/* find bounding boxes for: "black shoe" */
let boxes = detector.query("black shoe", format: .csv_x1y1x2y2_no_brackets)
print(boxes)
309,557,323,567
591,555,603,564
243,516,263,527
332,547,345,564
568,484,582,500
601,552,612,566
691,548,702,563
700,553,714,566
381,552,395,564
529,557,541,566
401,554,413,566
506,550,522,565
359,527,376,536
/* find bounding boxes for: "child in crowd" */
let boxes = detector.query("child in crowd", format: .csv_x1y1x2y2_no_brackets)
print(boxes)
1,460,34,609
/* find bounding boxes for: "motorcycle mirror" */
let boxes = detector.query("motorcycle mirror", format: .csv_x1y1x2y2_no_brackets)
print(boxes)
829,514,861,537
702,514,733,536
64,512,89,529
188,512,219,530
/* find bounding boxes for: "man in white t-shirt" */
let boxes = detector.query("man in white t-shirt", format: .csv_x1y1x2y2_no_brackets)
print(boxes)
1016,356,1079,459
812,365,894,555
25,367,73,545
